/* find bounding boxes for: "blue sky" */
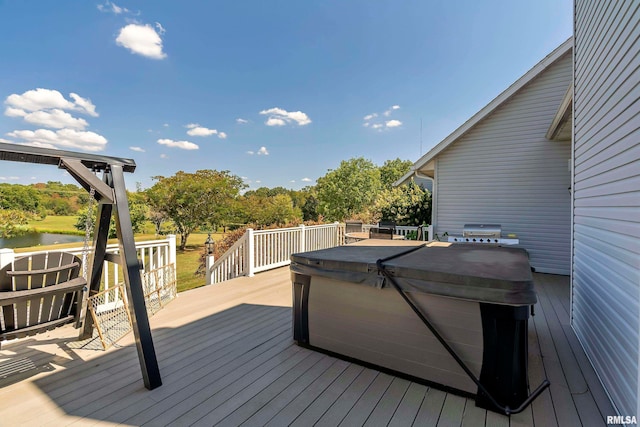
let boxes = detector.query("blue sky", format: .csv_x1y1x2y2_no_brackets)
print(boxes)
0,1,572,191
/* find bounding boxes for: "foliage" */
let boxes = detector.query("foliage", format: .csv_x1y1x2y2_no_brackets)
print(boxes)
74,191,149,239
0,181,88,217
301,194,319,221
0,209,35,238
379,158,413,189
146,170,246,250
315,157,382,221
0,183,42,213
372,180,431,226
240,193,301,227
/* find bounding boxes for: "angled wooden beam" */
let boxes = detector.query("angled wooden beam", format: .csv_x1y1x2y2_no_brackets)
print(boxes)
59,159,115,204
0,142,136,172
111,164,162,390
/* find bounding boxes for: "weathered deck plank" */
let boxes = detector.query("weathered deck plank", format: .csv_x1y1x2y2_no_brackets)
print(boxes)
0,268,614,426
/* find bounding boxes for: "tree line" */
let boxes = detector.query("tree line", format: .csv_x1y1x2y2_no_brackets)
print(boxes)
0,157,431,248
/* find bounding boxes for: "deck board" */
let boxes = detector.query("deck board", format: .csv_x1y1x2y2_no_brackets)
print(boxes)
0,267,615,426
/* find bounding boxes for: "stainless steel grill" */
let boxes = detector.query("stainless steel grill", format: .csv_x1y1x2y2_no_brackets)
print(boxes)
463,224,501,239
448,224,519,245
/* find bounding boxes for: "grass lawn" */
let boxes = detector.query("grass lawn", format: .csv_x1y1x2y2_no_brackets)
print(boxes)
27,215,83,235
15,215,223,293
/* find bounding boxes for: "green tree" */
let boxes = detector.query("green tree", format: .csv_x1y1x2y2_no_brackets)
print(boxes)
301,193,319,221
379,158,413,189
146,170,245,250
315,157,381,221
373,180,431,226
74,191,148,238
0,183,42,213
0,209,34,238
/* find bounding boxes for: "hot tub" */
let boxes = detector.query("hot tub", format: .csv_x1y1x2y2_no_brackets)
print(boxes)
290,241,545,414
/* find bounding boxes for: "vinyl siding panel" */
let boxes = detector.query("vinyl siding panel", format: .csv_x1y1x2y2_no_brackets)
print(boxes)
573,0,640,416
434,53,572,275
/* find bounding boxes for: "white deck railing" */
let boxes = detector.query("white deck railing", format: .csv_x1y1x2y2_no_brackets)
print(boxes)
0,235,177,298
363,224,433,240
0,235,178,347
207,223,345,285
206,223,434,285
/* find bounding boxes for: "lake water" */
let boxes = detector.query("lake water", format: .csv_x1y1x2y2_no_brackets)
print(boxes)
0,232,84,249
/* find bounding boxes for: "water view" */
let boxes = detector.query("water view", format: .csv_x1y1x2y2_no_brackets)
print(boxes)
0,232,84,249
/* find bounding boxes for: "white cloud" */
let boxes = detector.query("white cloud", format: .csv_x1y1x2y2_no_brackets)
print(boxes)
187,126,217,136
185,123,226,137
290,180,296,183
69,93,98,117
255,180,261,184
236,118,248,124
260,107,311,126
116,24,167,59
247,147,269,155
11,109,89,129
383,105,400,117
97,1,128,14
6,88,74,112
155,22,166,35
265,117,286,127
301,177,312,182
363,105,402,130
163,123,169,127
157,138,198,150
0,176,20,181
130,146,145,152
7,128,108,151
5,88,98,117
160,153,168,158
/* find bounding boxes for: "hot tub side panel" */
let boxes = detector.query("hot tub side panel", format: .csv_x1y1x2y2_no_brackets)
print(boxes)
303,275,484,394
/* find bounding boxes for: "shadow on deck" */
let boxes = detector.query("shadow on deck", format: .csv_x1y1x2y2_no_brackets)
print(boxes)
0,268,615,426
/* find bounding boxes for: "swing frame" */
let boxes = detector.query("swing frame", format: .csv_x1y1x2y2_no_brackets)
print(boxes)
0,142,161,390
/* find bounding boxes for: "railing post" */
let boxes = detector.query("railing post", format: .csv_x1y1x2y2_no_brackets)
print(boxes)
299,224,306,252
205,254,215,285
0,248,15,269
167,234,177,266
247,228,255,277
334,222,341,246
427,225,434,241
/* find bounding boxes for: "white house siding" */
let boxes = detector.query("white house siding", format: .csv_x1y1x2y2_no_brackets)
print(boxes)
573,0,640,416
433,52,573,274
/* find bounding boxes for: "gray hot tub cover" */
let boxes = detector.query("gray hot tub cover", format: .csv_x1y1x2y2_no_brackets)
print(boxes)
290,244,536,306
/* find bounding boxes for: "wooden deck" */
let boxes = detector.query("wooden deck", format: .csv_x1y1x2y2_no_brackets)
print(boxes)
0,268,614,426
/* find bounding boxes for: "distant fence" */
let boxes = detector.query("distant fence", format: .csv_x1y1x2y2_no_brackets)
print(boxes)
206,223,433,285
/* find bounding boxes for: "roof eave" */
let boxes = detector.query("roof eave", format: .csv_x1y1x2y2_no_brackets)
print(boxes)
412,37,574,172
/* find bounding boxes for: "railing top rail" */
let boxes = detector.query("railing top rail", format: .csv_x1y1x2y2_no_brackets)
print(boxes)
210,231,248,271
252,226,302,235
16,237,172,258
